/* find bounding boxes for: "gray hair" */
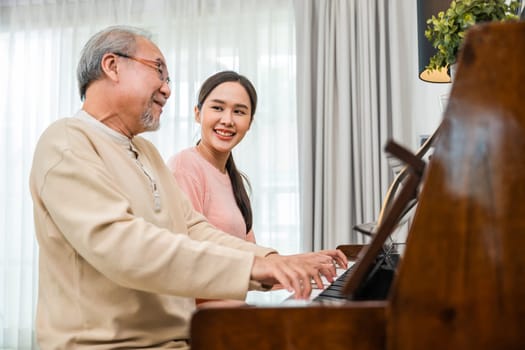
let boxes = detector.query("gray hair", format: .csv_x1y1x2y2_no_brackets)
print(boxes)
77,25,152,100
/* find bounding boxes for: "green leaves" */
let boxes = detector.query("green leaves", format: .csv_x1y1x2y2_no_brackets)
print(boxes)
425,0,520,72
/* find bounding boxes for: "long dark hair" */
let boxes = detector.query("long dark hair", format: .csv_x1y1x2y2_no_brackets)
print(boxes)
196,71,257,234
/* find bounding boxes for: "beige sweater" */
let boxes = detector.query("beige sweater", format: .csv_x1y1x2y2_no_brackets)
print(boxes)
29,110,275,349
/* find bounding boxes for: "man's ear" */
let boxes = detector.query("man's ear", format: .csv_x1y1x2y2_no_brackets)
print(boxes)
100,53,120,82
194,105,201,124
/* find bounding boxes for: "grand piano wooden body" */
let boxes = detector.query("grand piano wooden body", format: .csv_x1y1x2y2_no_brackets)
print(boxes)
190,22,525,350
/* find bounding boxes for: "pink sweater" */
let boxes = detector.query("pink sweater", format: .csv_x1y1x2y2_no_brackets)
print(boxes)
167,147,254,242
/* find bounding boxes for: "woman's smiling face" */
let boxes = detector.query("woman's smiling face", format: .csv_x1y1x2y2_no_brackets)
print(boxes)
195,81,253,156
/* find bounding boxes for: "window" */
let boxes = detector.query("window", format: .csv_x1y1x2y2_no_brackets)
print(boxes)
0,1,298,348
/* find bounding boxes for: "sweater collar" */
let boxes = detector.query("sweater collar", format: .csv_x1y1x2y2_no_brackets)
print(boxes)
75,109,130,145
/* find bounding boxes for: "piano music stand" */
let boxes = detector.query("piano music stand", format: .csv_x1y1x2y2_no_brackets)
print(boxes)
352,125,439,237
343,140,427,299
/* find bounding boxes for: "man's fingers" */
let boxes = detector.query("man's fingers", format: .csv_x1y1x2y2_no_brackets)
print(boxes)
319,264,337,283
311,273,324,289
272,262,296,293
321,249,348,268
272,259,306,297
296,277,312,299
334,250,348,267
257,253,346,299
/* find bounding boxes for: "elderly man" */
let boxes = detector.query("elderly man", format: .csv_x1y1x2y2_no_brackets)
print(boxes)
29,26,346,349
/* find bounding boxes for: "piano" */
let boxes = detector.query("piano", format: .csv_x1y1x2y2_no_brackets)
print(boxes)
190,22,525,350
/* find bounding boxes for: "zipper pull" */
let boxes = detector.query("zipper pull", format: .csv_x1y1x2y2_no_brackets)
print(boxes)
153,183,161,212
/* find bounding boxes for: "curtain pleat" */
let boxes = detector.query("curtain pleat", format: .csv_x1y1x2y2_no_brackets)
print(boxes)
294,0,407,251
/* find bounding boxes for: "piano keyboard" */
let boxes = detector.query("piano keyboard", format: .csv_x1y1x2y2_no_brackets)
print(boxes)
313,264,354,302
245,263,357,306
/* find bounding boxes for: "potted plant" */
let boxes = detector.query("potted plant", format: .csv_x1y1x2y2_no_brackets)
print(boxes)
425,0,521,75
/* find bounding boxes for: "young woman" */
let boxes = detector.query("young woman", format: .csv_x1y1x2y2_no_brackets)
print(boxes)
167,71,348,307
167,70,257,243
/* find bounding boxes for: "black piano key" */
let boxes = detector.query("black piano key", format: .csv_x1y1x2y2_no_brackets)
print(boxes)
313,265,355,301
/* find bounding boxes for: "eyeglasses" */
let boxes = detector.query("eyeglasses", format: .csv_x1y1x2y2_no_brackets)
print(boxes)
113,52,171,86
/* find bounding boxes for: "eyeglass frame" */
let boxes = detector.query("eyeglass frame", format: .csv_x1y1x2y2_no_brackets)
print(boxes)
113,52,171,86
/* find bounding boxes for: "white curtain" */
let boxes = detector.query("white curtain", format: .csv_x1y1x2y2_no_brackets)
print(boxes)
0,0,297,348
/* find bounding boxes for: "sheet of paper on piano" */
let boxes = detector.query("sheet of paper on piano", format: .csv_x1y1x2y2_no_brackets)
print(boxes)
245,261,355,307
